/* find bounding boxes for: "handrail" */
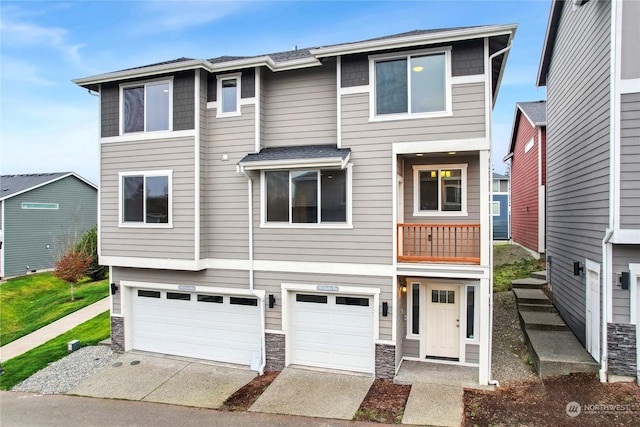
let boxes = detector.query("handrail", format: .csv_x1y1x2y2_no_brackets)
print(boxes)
397,223,480,264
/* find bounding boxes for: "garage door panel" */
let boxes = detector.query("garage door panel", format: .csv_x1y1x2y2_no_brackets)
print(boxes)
132,288,261,366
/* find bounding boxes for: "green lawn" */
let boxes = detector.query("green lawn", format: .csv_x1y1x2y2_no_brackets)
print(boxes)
0,310,111,390
493,245,546,293
0,273,109,346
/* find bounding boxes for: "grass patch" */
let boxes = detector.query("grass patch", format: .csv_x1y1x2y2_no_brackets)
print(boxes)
493,258,545,292
0,272,108,346
0,310,110,390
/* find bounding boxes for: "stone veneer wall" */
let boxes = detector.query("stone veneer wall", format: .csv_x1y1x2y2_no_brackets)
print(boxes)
607,323,637,377
265,333,285,371
110,316,125,353
375,344,396,379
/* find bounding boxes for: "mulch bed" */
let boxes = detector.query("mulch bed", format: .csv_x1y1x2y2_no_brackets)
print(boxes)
353,379,411,424
221,370,279,411
464,372,640,426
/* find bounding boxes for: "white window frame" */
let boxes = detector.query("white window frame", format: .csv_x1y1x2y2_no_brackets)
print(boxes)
412,163,468,217
406,281,421,339
118,170,173,228
369,47,453,122
119,77,173,135
492,201,501,216
21,202,59,210
524,137,535,153
260,164,353,229
464,283,479,343
216,73,241,118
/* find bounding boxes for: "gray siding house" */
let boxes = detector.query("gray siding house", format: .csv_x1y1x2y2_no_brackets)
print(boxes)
74,25,516,385
537,0,640,382
0,173,98,278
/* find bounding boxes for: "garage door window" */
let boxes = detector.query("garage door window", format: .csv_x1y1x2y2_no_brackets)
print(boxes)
197,295,223,303
138,290,160,298
230,297,258,306
296,294,328,303
336,296,369,306
167,292,190,301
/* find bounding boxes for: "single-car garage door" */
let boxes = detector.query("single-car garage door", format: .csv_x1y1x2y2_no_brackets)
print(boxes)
290,293,374,373
132,288,261,366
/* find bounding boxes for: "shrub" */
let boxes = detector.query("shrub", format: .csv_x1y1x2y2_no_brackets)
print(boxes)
76,226,107,281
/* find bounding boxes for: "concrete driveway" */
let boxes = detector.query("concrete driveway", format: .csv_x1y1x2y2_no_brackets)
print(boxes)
69,352,256,408
249,367,374,420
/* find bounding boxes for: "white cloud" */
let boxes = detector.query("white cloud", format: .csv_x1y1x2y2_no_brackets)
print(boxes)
0,55,55,86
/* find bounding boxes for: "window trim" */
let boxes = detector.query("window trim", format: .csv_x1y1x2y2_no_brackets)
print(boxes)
412,163,468,217
260,164,353,229
118,169,173,228
216,72,242,118
119,77,173,135
492,201,501,216
406,282,421,339
524,137,535,153
22,202,59,210
464,284,479,343
369,47,452,122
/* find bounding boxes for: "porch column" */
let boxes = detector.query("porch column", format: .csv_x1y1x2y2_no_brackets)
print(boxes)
478,276,491,385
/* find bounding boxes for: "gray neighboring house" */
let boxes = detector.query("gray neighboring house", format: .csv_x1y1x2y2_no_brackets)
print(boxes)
73,25,517,385
0,173,98,278
537,0,640,382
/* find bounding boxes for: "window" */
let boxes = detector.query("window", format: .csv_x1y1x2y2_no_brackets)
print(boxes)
263,169,348,225
121,80,171,133
466,286,476,339
492,180,500,192
120,170,172,227
296,294,328,304
138,290,160,298
167,292,190,301
492,201,501,216
336,296,369,306
524,137,534,153
230,297,258,306
413,164,467,215
431,289,455,304
373,49,450,118
198,295,223,303
216,73,241,117
411,283,420,335
22,202,58,210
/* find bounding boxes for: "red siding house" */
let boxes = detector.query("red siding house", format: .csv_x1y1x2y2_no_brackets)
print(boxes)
503,101,546,257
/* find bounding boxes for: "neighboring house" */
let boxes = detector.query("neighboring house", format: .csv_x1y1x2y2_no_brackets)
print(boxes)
492,172,510,240
0,173,98,278
537,0,640,382
73,24,516,385
503,101,546,257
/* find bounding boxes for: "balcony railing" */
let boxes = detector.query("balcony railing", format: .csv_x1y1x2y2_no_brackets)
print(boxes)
397,223,481,264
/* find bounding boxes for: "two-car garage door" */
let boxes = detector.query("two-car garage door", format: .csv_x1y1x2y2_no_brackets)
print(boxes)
290,292,374,374
131,288,261,366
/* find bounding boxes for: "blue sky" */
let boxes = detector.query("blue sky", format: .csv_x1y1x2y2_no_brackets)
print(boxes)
1,0,549,184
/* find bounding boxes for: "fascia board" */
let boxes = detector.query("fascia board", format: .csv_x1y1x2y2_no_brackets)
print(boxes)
239,157,347,171
73,60,211,87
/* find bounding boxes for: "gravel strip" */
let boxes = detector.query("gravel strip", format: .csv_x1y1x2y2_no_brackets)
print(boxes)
492,291,537,384
12,345,115,394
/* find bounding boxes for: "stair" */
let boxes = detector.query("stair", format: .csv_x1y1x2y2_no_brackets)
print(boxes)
510,272,599,377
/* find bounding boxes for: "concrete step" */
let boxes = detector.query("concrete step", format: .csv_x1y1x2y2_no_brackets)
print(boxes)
530,270,547,281
512,288,552,306
511,278,548,290
524,329,599,377
519,310,568,331
518,303,557,313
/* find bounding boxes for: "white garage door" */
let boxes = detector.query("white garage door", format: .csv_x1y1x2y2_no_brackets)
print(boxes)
132,288,261,366
290,293,374,373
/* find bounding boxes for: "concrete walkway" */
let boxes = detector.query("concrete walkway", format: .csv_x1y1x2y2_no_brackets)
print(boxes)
0,297,110,362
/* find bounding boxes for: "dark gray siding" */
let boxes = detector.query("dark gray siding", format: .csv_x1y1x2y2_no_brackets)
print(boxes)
545,0,611,345
341,54,369,88
207,70,255,102
611,244,640,323
451,39,484,77
620,93,640,229
3,176,97,277
101,83,119,138
173,71,195,131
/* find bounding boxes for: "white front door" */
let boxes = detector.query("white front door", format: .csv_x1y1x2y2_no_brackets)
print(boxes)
424,284,460,359
585,260,600,361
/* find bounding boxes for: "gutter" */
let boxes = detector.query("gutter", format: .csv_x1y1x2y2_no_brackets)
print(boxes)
238,164,266,375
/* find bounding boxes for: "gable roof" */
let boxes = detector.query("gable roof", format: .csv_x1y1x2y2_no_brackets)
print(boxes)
503,101,546,162
0,172,97,201
493,172,509,180
73,24,517,93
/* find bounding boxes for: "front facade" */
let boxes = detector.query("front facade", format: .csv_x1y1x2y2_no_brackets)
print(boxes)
0,173,98,278
538,0,640,381
75,25,516,384
492,172,510,240
503,101,546,256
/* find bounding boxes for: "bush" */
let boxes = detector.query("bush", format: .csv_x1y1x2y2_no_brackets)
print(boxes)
76,226,107,281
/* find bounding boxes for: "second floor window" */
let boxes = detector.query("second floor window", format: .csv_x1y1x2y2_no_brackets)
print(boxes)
217,73,241,117
264,169,347,224
120,171,172,226
413,164,467,216
373,50,450,118
122,80,171,133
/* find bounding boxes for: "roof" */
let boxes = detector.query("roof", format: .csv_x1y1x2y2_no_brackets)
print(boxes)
73,24,517,91
0,172,97,201
493,172,509,180
238,145,351,171
503,101,546,162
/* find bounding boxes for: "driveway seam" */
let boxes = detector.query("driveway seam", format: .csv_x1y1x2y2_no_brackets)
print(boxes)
140,361,192,401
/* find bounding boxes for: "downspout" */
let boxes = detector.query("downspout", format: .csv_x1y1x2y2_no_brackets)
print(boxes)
239,165,266,375
487,40,512,388
601,229,613,382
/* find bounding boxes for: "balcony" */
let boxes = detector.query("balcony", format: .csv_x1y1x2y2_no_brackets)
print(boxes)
397,223,480,264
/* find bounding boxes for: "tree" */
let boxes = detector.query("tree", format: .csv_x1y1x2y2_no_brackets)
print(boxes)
76,226,107,281
54,250,92,301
